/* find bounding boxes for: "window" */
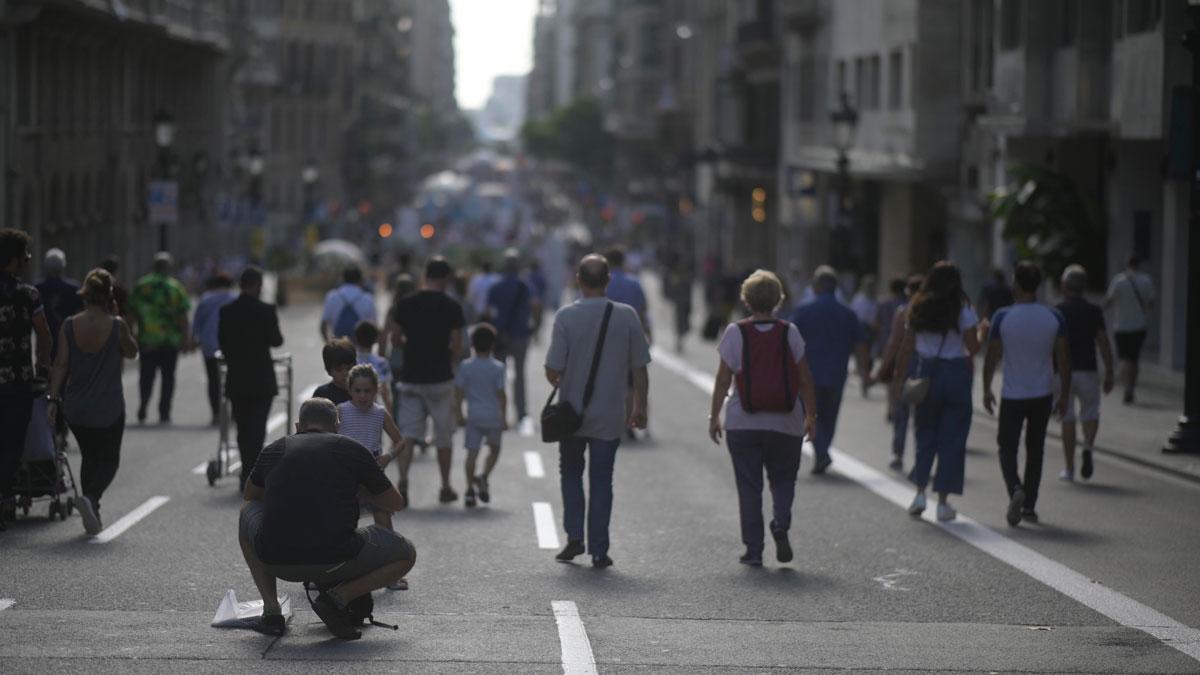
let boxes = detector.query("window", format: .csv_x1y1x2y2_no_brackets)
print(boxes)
1126,0,1161,34
795,55,816,121
854,57,865,109
836,59,847,99
1000,0,1021,50
867,55,881,110
888,49,903,110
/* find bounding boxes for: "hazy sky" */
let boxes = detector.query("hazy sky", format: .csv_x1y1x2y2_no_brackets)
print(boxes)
451,0,539,110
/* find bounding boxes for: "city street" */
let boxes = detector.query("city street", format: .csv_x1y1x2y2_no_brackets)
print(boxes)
1,294,1198,673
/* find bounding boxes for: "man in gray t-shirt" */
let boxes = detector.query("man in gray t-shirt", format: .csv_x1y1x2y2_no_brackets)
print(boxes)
545,254,650,568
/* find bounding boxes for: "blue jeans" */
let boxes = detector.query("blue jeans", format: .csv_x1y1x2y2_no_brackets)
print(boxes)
909,357,972,495
559,436,620,558
812,383,845,463
727,430,803,554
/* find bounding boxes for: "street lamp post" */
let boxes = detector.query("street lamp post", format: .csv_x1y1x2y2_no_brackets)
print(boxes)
153,108,176,252
830,91,859,271
1164,3,1200,455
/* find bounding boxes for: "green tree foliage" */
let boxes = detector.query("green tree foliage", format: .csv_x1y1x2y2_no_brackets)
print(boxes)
988,163,1105,283
520,98,614,184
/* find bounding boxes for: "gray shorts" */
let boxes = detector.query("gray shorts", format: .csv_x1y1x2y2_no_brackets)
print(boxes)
1053,371,1101,424
240,501,416,584
397,380,456,448
464,424,502,454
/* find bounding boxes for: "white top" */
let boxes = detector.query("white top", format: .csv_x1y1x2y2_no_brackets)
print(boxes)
1105,271,1155,333
468,273,500,318
914,305,979,358
337,401,386,455
989,303,1066,399
849,293,877,325
717,322,807,438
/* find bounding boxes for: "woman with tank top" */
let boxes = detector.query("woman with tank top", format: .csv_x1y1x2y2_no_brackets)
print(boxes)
47,268,139,534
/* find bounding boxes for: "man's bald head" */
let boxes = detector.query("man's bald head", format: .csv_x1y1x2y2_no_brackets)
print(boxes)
577,254,610,293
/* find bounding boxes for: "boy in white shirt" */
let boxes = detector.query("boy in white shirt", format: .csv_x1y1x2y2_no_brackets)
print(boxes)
454,324,507,508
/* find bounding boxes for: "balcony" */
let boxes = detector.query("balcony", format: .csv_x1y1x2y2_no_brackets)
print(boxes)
736,20,781,73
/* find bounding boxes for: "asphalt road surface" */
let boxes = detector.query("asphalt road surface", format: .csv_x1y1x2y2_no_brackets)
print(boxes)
2,297,1198,673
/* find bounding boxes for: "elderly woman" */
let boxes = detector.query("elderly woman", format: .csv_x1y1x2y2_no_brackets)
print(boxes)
47,268,138,534
708,270,817,567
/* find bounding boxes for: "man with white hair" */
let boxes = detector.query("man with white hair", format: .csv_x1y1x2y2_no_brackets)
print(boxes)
1055,265,1114,482
35,248,83,360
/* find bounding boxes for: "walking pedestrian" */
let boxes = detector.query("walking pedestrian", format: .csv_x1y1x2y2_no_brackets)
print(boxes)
238,398,413,639
977,268,1015,324
665,266,694,353
389,256,466,505
605,247,651,440
454,324,507,508
789,266,870,475
99,257,130,319
1056,265,1115,482
35,248,83,361
320,267,376,342
707,270,816,566
983,261,1071,526
192,272,237,425
46,268,138,534
1104,256,1155,404
129,252,193,424
872,274,924,471
546,254,650,568
313,338,356,405
0,229,52,530
381,273,417,410
874,277,907,364
486,250,538,423
891,261,980,522
468,260,499,321
217,267,284,492
353,321,394,414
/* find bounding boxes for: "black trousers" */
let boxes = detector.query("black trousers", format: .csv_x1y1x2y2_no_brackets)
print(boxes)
997,396,1053,509
0,394,33,501
203,356,222,421
70,417,125,512
139,346,180,419
231,395,274,480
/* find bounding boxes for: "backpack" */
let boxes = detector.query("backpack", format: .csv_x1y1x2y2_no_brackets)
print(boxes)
735,319,801,413
304,582,397,631
333,289,361,338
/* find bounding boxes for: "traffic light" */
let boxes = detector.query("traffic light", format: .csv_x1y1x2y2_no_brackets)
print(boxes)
751,187,767,223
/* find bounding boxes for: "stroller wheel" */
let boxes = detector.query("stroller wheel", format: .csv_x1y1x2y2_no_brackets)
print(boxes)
206,460,220,487
65,499,75,516
48,500,59,520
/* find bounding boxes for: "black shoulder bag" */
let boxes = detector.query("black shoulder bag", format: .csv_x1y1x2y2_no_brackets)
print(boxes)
541,302,613,443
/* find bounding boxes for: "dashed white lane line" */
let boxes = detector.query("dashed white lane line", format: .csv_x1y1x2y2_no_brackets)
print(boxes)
532,502,560,549
89,496,170,544
650,346,1200,664
0,599,14,612
524,451,546,478
552,600,597,675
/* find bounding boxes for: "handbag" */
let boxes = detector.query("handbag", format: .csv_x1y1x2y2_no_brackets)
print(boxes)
541,302,613,443
900,332,946,406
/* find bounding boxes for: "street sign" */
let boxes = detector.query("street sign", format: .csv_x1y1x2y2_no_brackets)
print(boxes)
148,180,179,225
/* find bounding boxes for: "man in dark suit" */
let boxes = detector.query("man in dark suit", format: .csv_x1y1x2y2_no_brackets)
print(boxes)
219,267,284,491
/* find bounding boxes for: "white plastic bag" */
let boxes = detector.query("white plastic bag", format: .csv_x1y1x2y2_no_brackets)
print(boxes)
211,589,292,629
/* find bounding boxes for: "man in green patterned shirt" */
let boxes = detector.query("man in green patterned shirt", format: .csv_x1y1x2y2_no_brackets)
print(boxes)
130,252,193,424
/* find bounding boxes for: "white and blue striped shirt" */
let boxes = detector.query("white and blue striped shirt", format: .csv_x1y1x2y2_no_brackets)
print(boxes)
337,401,385,456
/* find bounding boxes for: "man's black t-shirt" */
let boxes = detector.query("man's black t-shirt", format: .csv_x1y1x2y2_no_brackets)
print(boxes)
390,290,465,384
312,381,351,405
1057,296,1105,372
249,431,391,565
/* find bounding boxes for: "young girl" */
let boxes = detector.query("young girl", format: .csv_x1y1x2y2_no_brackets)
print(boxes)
338,364,407,589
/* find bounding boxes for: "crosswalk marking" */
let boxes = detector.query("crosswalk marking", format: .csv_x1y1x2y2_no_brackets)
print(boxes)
532,502,559,549
89,496,170,544
0,599,14,612
524,451,545,478
552,601,597,675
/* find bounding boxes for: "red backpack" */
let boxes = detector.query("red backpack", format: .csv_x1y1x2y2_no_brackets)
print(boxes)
735,319,801,413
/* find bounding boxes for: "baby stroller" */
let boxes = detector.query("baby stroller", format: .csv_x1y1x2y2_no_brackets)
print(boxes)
13,381,78,522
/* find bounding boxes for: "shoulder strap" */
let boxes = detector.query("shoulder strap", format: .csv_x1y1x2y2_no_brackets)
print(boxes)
580,302,614,411
778,321,794,405
1124,273,1147,315
737,321,753,413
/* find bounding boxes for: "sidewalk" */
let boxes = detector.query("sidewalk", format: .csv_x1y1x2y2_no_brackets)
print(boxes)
639,271,1200,483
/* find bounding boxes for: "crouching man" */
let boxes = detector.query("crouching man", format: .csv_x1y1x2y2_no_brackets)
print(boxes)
238,398,414,639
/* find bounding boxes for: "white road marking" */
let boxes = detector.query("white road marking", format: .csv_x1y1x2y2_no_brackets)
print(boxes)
89,496,170,544
532,502,560,549
191,461,208,475
651,346,1200,664
524,451,546,478
0,599,14,611
552,601,597,675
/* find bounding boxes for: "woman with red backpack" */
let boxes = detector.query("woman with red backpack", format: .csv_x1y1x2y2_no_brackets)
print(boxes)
708,270,817,567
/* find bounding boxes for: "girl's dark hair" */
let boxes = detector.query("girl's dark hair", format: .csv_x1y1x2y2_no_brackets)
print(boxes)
908,261,967,333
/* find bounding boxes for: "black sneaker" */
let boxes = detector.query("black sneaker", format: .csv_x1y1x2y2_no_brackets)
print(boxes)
887,456,903,473
1081,449,1094,480
476,475,490,503
1021,508,1039,524
592,555,613,569
464,490,477,508
772,531,793,563
438,487,458,503
253,613,287,637
555,540,585,562
811,456,833,475
311,592,361,640
1006,488,1025,527
136,407,147,424
739,550,763,567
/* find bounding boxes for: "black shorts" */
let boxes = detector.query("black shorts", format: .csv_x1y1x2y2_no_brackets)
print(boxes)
1114,330,1147,363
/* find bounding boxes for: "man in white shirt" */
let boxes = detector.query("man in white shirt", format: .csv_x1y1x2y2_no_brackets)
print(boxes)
984,261,1070,528
320,267,377,342
1104,256,1156,404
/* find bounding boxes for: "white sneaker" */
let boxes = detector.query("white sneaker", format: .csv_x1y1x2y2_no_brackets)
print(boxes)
1058,469,1074,482
907,493,926,516
75,496,101,535
936,502,957,522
